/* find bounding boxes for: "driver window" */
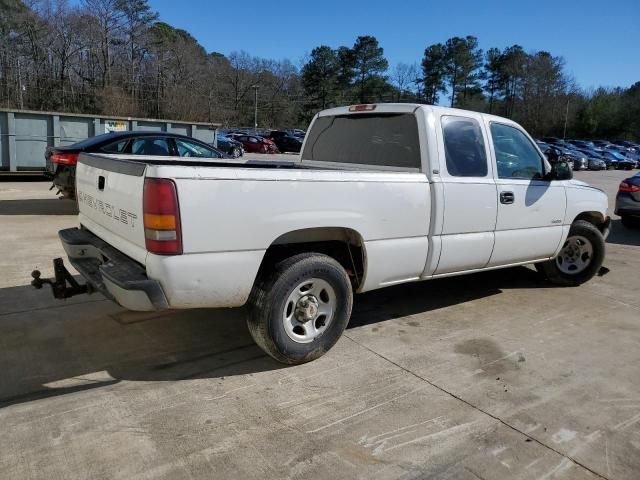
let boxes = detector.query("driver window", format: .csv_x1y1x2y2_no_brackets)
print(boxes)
490,123,544,180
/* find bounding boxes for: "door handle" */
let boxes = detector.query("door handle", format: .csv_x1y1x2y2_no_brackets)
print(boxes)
500,191,514,204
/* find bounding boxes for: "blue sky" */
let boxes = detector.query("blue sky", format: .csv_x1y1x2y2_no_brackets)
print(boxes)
150,0,639,90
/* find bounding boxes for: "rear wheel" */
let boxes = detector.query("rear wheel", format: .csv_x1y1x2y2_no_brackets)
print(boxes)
246,253,353,364
536,220,605,286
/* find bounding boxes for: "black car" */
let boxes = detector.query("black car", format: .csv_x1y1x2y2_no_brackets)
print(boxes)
215,133,244,158
612,140,639,151
615,172,640,228
575,148,611,170
266,130,303,153
539,136,562,145
46,131,226,198
568,139,596,150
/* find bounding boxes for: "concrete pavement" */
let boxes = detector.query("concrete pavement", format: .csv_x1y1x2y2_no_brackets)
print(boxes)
0,169,639,479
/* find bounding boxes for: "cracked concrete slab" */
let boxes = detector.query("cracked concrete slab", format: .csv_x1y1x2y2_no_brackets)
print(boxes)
0,170,638,479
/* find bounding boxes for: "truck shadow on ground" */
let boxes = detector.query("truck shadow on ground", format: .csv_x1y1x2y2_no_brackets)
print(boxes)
0,198,78,215
606,219,640,247
0,265,546,410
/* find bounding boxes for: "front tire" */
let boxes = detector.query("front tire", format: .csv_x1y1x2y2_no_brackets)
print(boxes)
246,253,353,364
536,220,605,286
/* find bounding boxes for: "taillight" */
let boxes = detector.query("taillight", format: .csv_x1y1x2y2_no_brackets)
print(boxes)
143,178,182,255
50,152,79,165
619,181,640,193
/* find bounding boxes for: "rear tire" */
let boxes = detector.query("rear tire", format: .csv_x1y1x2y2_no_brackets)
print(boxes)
536,220,605,286
246,253,353,365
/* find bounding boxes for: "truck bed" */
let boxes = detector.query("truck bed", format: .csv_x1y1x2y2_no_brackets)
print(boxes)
84,153,303,170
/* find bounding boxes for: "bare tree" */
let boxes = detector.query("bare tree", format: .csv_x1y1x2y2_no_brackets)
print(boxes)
391,62,419,101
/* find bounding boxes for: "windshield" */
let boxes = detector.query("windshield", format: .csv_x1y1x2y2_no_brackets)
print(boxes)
302,113,421,169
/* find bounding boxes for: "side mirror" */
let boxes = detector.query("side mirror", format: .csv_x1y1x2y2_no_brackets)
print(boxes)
547,160,573,181
545,147,560,163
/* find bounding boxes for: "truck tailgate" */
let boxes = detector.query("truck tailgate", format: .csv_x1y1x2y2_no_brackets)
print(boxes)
75,153,148,264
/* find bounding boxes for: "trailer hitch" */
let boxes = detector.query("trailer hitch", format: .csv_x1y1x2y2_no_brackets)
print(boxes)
31,258,92,299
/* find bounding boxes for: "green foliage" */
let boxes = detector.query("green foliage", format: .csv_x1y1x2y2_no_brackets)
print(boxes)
443,36,483,107
301,46,339,111
1,1,638,137
421,43,447,104
350,35,388,103
300,36,395,118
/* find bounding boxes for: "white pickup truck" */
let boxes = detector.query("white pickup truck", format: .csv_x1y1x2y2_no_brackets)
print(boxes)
33,104,610,364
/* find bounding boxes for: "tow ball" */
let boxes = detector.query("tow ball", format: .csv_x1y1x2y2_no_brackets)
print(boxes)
31,258,92,299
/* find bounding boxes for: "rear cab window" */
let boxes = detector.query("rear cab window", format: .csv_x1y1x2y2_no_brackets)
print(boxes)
441,116,488,177
301,113,421,170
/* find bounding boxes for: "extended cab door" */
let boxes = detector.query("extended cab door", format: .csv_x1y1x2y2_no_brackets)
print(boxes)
486,121,566,266
434,113,497,275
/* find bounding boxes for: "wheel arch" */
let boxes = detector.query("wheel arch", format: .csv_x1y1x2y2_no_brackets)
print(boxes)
572,211,609,235
573,211,604,226
255,227,367,291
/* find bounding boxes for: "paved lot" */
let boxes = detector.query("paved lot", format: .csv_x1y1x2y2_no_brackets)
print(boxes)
1,168,639,479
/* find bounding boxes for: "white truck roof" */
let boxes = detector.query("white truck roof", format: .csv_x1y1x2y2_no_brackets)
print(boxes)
317,103,522,129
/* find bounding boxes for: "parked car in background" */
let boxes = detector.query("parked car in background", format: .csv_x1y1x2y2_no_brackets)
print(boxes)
607,145,640,165
539,137,563,145
612,140,639,151
615,172,640,228
229,134,279,154
266,130,303,153
587,158,607,170
46,131,226,198
536,142,571,168
602,150,636,170
568,139,596,150
550,145,588,170
592,140,615,149
215,133,244,158
575,148,613,170
290,129,306,138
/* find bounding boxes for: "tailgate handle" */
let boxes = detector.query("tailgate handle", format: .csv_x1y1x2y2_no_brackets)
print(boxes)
98,176,105,190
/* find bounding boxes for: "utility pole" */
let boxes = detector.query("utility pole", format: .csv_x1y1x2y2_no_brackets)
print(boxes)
563,98,570,139
253,85,259,130
17,57,24,110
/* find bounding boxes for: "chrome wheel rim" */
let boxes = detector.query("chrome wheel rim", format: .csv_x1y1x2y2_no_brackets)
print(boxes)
283,278,335,344
556,235,593,275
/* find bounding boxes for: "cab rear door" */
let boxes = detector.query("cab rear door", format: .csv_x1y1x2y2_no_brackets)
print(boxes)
434,112,497,275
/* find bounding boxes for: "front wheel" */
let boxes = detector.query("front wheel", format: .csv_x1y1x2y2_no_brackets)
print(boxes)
536,220,605,286
246,253,353,364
